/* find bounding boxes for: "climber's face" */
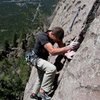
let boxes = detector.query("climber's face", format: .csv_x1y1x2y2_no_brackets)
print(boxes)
49,31,61,43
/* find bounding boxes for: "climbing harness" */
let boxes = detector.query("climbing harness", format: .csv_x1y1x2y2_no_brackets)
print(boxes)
25,50,38,66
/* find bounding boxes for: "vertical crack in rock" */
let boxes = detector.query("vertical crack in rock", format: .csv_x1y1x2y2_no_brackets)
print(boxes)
51,1,100,100
79,0,100,43
69,7,81,32
62,0,100,83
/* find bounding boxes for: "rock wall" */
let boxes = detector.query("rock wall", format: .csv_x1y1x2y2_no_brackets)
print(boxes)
51,12,100,100
23,0,100,100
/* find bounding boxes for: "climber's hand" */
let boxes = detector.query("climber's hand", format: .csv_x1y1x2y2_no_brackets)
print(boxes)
68,41,80,50
65,51,76,59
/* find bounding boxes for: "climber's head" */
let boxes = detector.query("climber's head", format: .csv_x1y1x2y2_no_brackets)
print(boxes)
49,27,64,43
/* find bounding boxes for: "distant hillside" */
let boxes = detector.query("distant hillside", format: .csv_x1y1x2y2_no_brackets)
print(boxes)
0,1,59,100
0,0,55,2
0,0,58,50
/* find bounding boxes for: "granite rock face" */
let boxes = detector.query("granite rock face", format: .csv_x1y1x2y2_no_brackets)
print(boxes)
23,0,100,100
51,15,100,100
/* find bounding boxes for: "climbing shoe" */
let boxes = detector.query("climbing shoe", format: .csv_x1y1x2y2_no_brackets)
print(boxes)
30,94,41,100
38,92,51,100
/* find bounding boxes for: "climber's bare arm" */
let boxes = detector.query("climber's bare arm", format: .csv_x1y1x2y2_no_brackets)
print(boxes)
44,42,70,56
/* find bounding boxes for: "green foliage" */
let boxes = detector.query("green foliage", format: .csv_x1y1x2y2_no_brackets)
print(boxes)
19,28,27,44
40,0,58,16
0,2,37,49
0,1,58,100
0,74,23,100
12,32,18,47
27,34,36,51
0,57,31,100
3,40,10,51
0,1,58,49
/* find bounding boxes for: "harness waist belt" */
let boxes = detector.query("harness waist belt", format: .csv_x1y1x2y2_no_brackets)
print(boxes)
25,51,38,63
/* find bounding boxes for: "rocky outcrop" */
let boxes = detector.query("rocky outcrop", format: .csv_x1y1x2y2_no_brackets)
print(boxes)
23,0,100,100
51,13,100,100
